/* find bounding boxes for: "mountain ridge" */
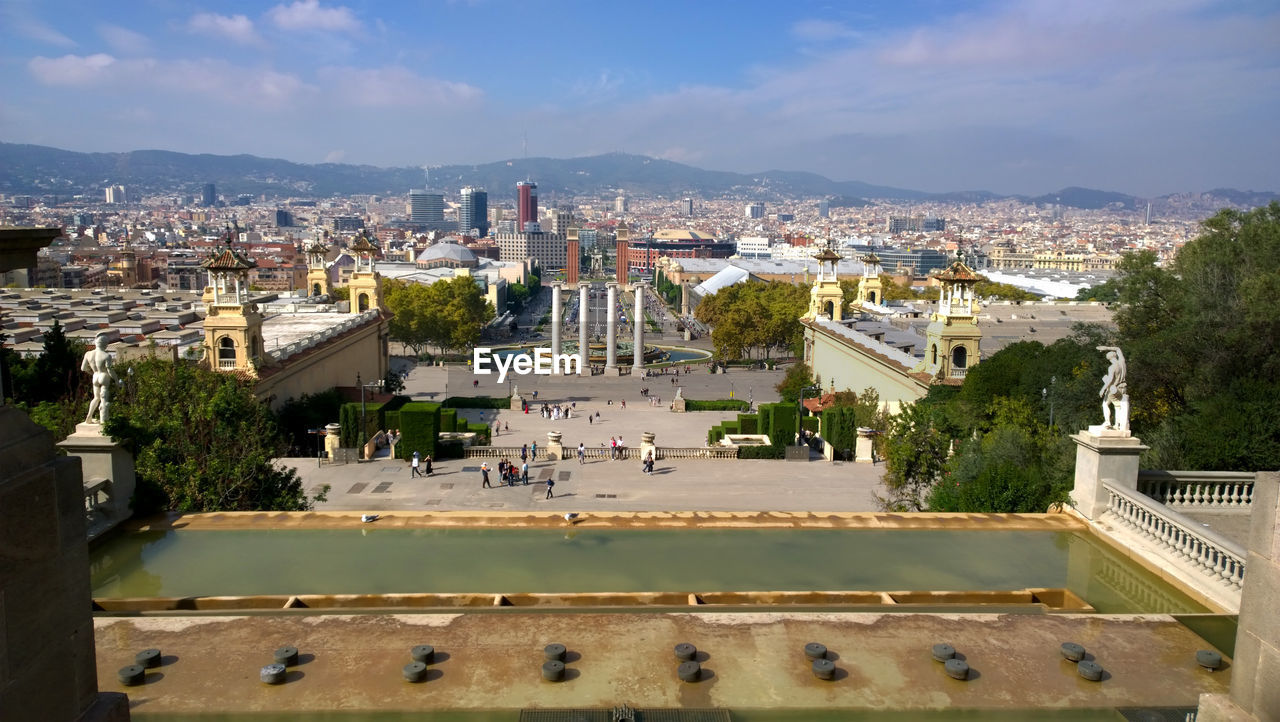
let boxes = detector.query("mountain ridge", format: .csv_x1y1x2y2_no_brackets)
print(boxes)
1,142,1274,212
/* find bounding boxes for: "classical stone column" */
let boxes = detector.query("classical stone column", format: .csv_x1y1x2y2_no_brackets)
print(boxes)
681,281,690,315
605,281,618,371
578,282,589,376
632,282,645,372
550,282,563,373
1069,429,1148,520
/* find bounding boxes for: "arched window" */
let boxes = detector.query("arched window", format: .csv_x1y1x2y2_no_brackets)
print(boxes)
312,282,322,296
824,300,834,318
952,345,968,369
218,337,236,369
931,344,938,365
358,293,370,312
868,291,877,304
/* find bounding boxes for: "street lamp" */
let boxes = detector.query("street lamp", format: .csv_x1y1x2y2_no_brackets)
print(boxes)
797,384,821,447
1043,375,1056,429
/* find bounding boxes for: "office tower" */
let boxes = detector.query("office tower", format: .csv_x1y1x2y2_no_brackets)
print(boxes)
818,199,830,218
274,209,295,227
332,216,364,232
682,197,694,216
202,183,217,207
459,187,489,237
408,189,444,224
104,185,128,204
517,181,538,231
545,208,572,235
1145,203,1152,226
745,202,765,219
615,195,627,214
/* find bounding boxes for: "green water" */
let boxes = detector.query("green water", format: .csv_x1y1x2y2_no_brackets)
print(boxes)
132,709,1148,721
91,529,1205,614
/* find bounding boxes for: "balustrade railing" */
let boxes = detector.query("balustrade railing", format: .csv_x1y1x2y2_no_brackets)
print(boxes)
1137,470,1255,510
660,447,740,460
1102,480,1246,592
461,446,741,461
463,447,545,461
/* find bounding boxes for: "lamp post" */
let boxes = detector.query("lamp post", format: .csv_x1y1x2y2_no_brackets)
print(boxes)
797,384,821,447
1043,375,1056,429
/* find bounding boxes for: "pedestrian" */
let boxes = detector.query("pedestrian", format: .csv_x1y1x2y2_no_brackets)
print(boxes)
588,414,593,425
494,421,500,436
498,458,507,480
521,461,529,485
644,452,654,475
481,462,492,488
531,441,538,458
424,454,433,476
609,436,617,460
577,442,585,464
545,477,555,499
521,444,528,463
504,422,509,432
621,399,626,409
411,451,421,478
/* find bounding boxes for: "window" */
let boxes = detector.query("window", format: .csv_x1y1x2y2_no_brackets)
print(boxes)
218,337,236,369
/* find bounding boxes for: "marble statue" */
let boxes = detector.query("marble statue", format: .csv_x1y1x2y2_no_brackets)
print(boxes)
82,334,120,424
1096,346,1129,432
674,386,684,399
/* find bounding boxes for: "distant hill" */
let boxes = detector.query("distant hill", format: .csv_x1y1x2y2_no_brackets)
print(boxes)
0,142,1273,211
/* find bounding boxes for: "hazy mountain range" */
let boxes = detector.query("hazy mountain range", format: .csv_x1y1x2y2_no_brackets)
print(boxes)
1,142,1275,213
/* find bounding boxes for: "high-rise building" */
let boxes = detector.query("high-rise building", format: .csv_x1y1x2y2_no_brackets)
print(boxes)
458,187,489,237
614,195,628,214
408,189,444,225
1145,203,1152,226
888,216,945,233
818,200,830,219
682,197,694,216
104,185,128,204
745,202,765,219
202,183,217,207
517,181,538,231
274,209,295,227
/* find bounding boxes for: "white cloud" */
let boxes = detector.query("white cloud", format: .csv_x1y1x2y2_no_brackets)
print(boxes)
324,149,346,162
1,0,75,47
98,24,148,55
790,19,858,43
316,65,481,107
187,13,260,45
29,53,115,85
267,0,360,32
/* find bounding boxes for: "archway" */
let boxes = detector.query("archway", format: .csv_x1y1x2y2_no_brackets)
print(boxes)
930,344,938,366
217,337,236,369
358,293,370,312
312,282,321,296
868,291,877,304
824,300,834,318
952,345,968,369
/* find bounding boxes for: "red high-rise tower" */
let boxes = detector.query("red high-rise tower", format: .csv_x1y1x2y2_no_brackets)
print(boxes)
517,181,538,230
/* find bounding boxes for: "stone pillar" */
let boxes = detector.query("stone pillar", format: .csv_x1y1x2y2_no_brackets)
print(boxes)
550,283,563,372
632,282,645,372
640,431,656,463
1203,471,1280,720
546,430,564,461
578,282,589,376
1068,429,1148,520
854,427,877,463
605,282,618,371
324,422,341,460
57,423,137,540
681,281,690,315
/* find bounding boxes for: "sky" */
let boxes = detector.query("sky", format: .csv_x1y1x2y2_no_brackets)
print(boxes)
1,0,1278,196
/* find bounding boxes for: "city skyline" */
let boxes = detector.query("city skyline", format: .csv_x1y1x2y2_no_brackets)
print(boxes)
1,0,1277,197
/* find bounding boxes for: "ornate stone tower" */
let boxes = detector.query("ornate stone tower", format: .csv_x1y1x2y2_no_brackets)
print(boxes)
346,231,383,314
201,237,264,375
305,233,331,298
803,241,845,321
855,252,884,308
919,257,982,381
117,236,138,288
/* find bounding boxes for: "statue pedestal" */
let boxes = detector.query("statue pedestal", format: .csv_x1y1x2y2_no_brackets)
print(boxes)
854,427,877,463
510,394,525,412
1070,429,1147,520
546,431,564,461
639,432,656,463
672,397,686,412
57,423,136,538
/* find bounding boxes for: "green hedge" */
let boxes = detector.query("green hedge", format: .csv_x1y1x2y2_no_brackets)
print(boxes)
721,421,740,435
442,396,511,409
739,444,784,459
737,413,759,434
801,416,820,433
440,408,458,433
435,440,465,459
274,389,345,454
708,425,725,445
466,420,492,445
685,399,750,411
821,406,857,456
397,402,441,459
761,402,797,447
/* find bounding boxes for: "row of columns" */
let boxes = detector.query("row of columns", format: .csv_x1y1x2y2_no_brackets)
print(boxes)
547,281,646,374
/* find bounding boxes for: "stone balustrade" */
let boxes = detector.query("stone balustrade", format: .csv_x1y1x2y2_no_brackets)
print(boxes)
461,446,741,461
463,446,546,461
1137,470,1255,509
1102,480,1246,594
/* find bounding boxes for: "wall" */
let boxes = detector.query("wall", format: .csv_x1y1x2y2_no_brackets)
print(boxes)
254,316,388,410
804,323,929,414
1228,471,1280,720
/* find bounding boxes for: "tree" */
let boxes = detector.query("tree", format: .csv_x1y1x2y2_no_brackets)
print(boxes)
974,278,1040,301
105,358,314,514
878,401,950,511
695,280,807,361
775,362,814,403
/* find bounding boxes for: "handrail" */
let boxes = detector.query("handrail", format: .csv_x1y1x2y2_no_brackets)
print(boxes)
1137,470,1255,510
1101,480,1246,591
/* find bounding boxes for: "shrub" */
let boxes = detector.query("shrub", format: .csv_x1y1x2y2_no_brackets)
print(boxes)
440,408,458,433
685,399,750,411
801,416,820,433
739,444,784,459
737,413,759,434
275,389,344,454
435,440,465,459
443,396,511,409
722,421,740,435
397,402,441,459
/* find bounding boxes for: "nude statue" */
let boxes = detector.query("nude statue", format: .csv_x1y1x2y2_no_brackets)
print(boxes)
82,334,120,424
1097,345,1129,432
